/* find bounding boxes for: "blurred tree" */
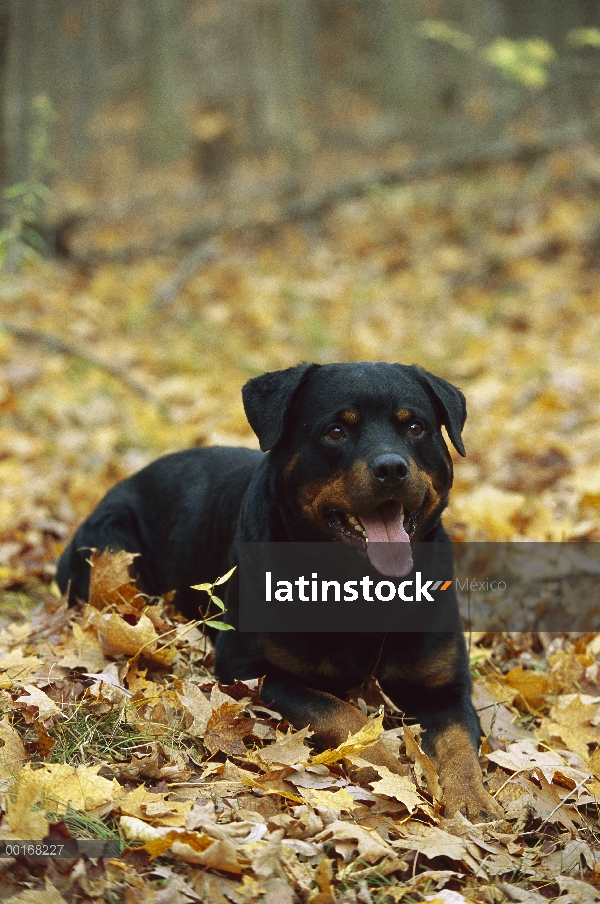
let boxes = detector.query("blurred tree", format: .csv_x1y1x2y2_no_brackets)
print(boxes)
1,0,600,242
374,0,437,128
243,0,315,168
142,0,185,163
0,0,8,190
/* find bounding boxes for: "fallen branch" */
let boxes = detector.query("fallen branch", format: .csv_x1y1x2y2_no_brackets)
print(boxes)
70,120,600,271
1,320,170,418
151,120,600,302
152,237,222,309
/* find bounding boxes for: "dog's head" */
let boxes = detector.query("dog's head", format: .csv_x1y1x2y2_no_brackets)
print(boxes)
242,362,466,577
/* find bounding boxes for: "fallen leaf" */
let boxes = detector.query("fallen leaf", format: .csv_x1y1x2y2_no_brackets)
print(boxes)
0,716,26,781
204,702,256,756
537,696,600,760
253,726,313,767
368,764,424,813
14,685,62,721
12,762,122,815
311,713,384,766
404,723,442,801
88,548,139,608
314,819,397,864
298,787,358,811
87,608,159,658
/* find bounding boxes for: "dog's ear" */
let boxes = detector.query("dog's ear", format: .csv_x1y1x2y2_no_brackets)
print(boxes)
411,366,467,456
242,364,316,451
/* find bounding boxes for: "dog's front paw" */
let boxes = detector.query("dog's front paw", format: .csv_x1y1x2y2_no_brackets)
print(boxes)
443,783,503,822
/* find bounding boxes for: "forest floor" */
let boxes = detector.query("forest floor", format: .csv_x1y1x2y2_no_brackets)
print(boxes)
1,141,600,902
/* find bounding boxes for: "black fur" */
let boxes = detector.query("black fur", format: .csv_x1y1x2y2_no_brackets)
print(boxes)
57,362,494,815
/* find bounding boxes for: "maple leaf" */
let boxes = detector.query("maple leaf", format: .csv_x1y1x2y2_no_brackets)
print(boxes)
252,725,314,767
486,738,590,784
394,825,480,871
298,787,358,811
176,680,213,737
87,608,160,658
118,783,192,827
368,764,424,813
314,819,397,864
15,684,62,722
310,713,385,765
88,548,140,609
0,716,26,781
504,664,551,709
537,696,600,760
11,762,123,816
204,701,256,756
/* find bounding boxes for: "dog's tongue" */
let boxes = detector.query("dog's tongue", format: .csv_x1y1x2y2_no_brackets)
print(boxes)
360,507,414,577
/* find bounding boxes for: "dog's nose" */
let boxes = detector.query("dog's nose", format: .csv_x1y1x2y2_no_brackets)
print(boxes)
370,454,409,486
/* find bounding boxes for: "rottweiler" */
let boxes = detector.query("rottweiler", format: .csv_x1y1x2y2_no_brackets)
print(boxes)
57,362,502,820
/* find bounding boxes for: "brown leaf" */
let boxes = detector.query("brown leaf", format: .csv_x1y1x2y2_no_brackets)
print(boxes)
253,725,313,767
537,696,600,761
504,664,550,709
204,702,256,756
88,548,140,608
404,724,442,801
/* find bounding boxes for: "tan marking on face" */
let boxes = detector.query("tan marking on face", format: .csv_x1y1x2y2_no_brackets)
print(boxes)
282,452,300,485
395,408,412,422
298,461,373,524
339,409,359,425
414,469,444,531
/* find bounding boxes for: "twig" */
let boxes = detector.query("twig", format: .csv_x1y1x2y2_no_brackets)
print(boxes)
1,320,170,418
152,237,222,309
70,120,600,266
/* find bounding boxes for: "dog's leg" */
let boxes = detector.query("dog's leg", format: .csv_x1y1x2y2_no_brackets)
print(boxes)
423,714,502,820
261,677,405,775
394,683,502,821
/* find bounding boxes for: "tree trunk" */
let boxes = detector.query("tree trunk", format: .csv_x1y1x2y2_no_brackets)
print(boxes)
374,0,437,130
0,0,9,190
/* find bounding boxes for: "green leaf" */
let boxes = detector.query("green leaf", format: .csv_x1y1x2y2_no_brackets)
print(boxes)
208,620,235,631
568,27,600,48
214,566,237,586
416,20,474,53
209,595,225,611
4,184,26,199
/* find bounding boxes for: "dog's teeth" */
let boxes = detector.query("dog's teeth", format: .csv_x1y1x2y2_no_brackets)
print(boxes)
348,516,358,525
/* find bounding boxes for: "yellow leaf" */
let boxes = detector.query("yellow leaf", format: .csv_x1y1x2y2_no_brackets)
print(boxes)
88,609,159,658
6,775,49,841
299,787,358,810
0,716,26,782
12,762,122,816
369,765,423,812
311,714,384,765
504,665,550,708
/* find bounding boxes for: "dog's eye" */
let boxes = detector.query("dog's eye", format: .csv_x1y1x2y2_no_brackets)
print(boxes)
409,421,425,436
324,425,346,442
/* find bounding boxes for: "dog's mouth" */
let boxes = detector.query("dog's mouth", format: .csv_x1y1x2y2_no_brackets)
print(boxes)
325,501,417,578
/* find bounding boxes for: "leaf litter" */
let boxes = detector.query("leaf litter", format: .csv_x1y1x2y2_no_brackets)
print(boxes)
1,143,600,899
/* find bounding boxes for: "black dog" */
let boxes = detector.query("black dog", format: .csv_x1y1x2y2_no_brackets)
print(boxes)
57,362,501,820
